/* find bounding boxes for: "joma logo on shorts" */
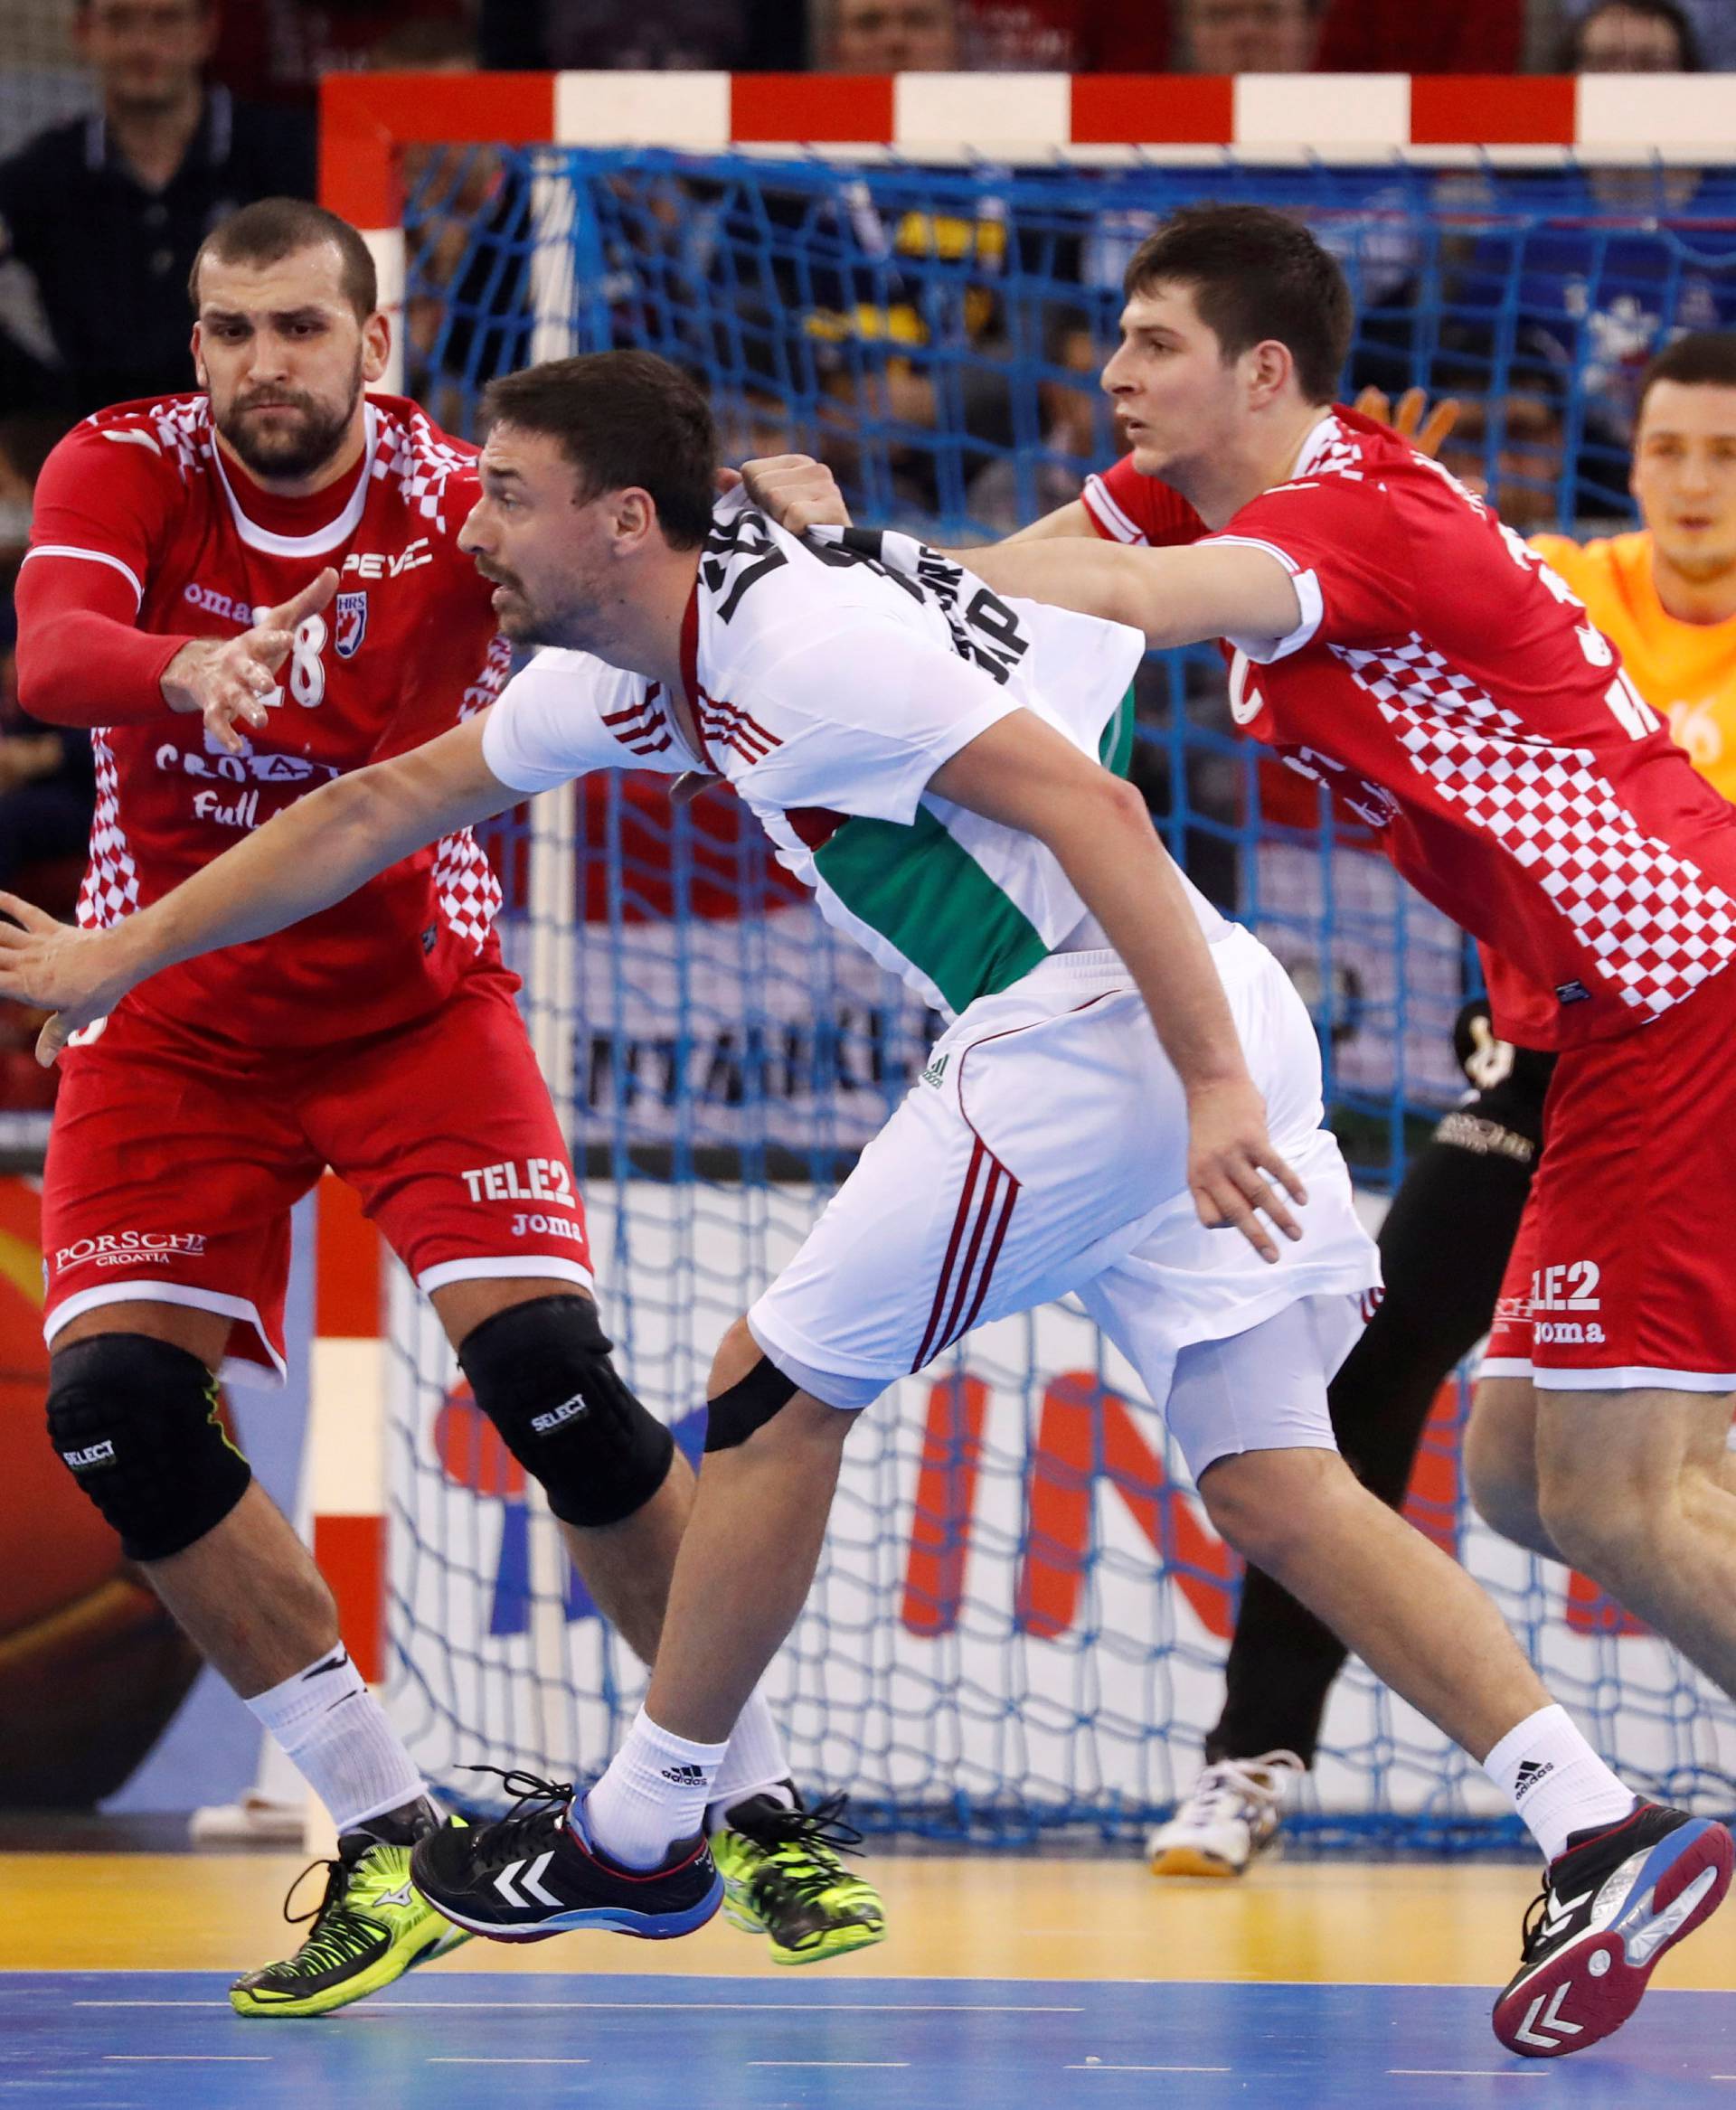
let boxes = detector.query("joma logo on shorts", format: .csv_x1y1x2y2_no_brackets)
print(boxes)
1535,1320,1607,1346
55,1232,207,1274
1530,1260,1601,1312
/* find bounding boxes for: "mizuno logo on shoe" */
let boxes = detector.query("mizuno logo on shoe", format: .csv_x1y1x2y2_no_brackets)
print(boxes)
661,1765,706,1785
1514,1760,1554,1800
373,1881,416,1911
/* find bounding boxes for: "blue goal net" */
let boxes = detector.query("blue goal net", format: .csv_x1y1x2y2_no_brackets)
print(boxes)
379,145,1736,1842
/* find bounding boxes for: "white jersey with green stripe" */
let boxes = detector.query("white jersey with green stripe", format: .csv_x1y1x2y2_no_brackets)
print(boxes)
481,488,1228,1016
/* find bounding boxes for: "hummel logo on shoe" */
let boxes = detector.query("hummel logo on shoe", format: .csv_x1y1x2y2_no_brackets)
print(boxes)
661,1764,707,1785
1514,1760,1554,1800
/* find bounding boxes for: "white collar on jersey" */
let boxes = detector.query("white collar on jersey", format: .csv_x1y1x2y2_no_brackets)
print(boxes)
209,400,379,559
1291,412,1343,480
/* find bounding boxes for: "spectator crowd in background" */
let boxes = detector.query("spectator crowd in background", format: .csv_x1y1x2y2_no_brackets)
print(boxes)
0,0,1734,1109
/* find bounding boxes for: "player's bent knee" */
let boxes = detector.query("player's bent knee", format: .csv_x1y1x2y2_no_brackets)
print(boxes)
458,1295,674,1530
1195,1448,1343,1577
46,1333,251,1563
704,1347,799,1454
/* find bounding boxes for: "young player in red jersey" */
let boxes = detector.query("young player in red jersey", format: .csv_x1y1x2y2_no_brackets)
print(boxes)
3,343,1727,2064
10,199,882,2010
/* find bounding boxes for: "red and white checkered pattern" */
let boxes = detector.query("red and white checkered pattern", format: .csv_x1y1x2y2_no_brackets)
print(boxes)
373,404,476,538
1338,636,1736,1017
432,829,503,953
75,733,140,931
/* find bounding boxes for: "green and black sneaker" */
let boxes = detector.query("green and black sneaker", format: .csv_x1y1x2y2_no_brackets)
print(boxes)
231,1813,471,2018
712,1787,886,1966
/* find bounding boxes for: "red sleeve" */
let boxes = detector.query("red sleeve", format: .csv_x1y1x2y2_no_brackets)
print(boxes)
1080,455,1207,549
1205,477,1406,662
16,419,197,725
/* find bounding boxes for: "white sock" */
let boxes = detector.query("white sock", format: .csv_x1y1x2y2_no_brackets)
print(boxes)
583,1707,729,1870
1483,1703,1637,1864
704,1688,794,1831
244,1644,428,1836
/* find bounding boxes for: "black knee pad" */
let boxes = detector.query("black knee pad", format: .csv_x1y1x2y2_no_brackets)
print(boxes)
704,1355,797,1453
457,1295,675,1529
46,1333,252,1562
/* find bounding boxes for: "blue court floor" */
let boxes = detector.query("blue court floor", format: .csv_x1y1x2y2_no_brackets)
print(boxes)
5,1973,1736,2109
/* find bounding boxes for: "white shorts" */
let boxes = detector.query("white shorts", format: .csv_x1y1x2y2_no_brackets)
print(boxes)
749,925,1382,1463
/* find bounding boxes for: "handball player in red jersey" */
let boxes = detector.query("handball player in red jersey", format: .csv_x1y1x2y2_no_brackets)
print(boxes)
9,198,882,2011
739,204,1736,2056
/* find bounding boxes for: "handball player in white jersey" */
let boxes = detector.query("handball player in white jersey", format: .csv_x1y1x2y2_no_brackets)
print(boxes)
1,345,1722,2061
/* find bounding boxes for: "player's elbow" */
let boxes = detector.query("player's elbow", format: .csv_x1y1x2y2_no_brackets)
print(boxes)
14,629,74,723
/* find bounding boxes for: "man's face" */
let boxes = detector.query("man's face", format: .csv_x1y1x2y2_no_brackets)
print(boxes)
76,0,215,118
460,425,625,649
1576,3,1688,71
193,245,385,485
1631,378,1736,581
1186,0,1316,73
829,0,961,71
1099,282,1249,481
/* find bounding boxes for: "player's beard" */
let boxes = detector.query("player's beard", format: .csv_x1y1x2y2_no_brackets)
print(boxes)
216,359,364,483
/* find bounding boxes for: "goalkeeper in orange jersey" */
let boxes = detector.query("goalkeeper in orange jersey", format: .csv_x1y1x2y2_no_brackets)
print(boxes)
1146,331,1736,1880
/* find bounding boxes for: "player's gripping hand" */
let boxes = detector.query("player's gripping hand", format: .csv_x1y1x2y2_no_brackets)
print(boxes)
1353,384,1459,459
1184,1075,1307,1265
159,567,340,756
738,455,854,535
0,893,142,1065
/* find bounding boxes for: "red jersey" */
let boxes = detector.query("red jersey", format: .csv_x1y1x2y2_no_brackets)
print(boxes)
20,391,507,1047
1080,453,1207,550
1206,408,1736,1050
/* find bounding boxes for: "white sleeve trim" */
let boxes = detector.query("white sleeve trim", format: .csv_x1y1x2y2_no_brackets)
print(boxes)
1210,535,1325,664
1080,473,1148,546
21,542,145,607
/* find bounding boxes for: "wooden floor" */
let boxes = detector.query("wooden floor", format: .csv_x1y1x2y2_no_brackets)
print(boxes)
7,1851,1736,2107
6,1848,1736,1988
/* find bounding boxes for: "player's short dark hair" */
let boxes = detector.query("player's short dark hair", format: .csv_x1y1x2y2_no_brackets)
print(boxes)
480,351,720,551
1637,332,1736,419
189,200,379,323
1122,205,1354,407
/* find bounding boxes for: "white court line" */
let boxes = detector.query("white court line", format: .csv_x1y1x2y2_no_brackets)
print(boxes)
1067,2065,1231,2074
1389,2072,1546,2080
429,2057,590,2065
750,2061,910,2069
75,1997,1082,2013
104,2055,272,2063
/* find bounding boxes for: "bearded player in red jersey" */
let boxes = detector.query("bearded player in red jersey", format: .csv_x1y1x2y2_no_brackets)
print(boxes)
11,199,882,2012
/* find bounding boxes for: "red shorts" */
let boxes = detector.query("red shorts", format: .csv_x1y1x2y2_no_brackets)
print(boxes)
1480,970,1736,1392
41,968,591,1376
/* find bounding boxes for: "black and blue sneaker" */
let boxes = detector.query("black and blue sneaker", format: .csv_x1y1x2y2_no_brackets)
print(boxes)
410,1768,722,1945
1493,1802,1732,2058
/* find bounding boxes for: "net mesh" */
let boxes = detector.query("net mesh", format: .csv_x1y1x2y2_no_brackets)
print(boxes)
379,144,1736,1841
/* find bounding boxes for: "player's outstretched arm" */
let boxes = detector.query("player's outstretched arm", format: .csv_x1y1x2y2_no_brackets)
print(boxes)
0,715,522,1064
958,536,1304,652
928,711,1306,1261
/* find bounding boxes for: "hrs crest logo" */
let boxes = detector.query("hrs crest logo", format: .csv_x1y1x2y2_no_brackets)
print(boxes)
335,591,368,659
